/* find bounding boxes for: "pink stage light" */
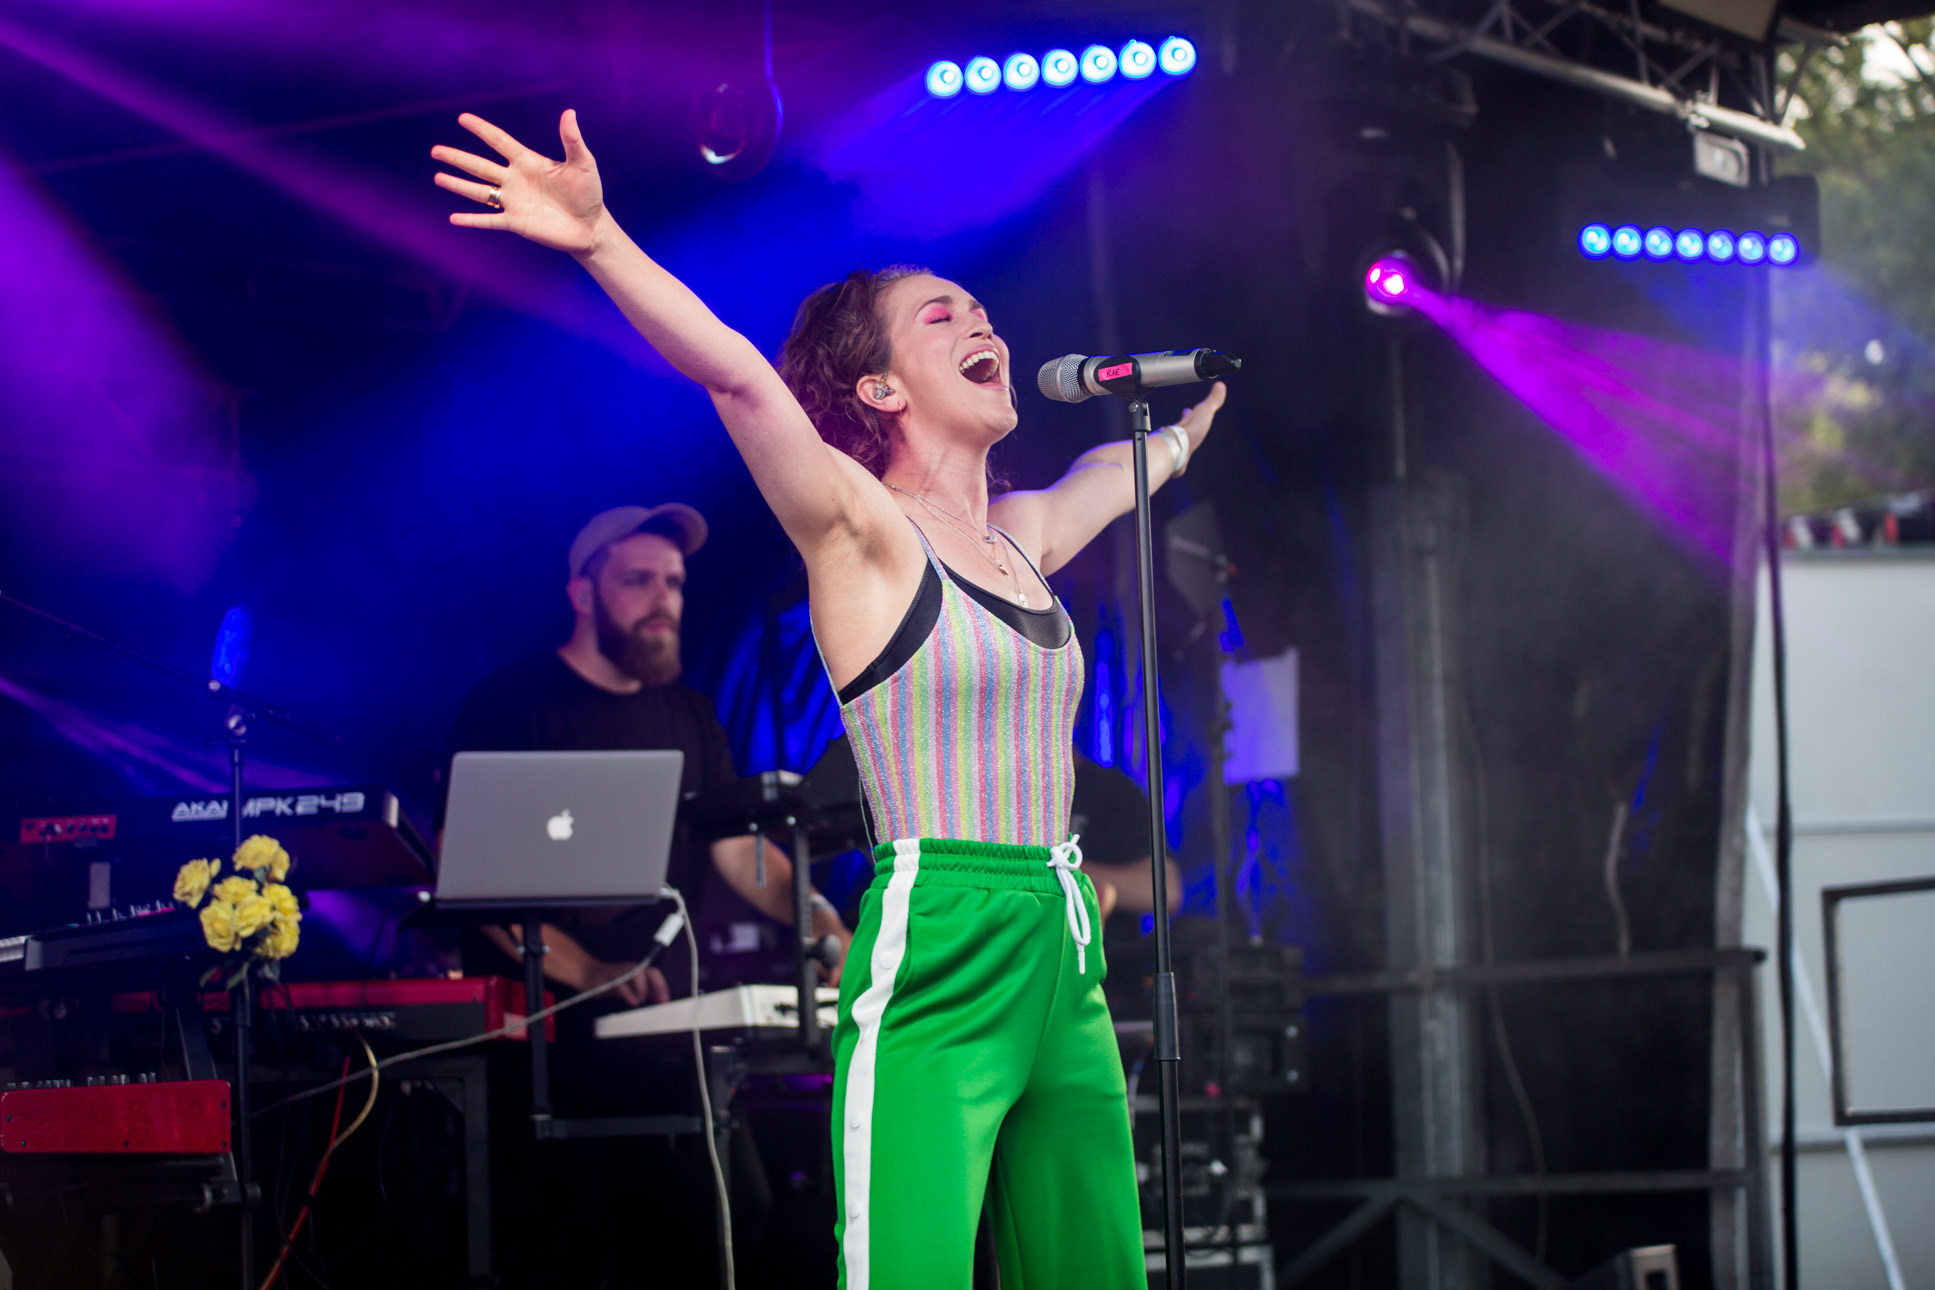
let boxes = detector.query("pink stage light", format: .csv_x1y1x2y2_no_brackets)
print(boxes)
1366,258,1409,299
1364,253,1425,317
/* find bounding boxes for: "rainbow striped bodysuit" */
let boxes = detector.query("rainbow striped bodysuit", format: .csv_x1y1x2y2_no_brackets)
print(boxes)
821,520,1144,1289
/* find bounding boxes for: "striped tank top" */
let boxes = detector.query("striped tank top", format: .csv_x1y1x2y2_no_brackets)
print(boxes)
832,522,1083,848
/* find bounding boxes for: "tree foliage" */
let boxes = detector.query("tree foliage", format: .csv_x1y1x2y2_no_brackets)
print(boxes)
1774,19,1935,513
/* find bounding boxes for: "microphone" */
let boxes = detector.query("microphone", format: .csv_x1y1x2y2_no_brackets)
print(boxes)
1036,349,1241,404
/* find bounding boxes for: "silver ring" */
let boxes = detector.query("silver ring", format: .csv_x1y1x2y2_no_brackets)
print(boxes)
484,186,503,210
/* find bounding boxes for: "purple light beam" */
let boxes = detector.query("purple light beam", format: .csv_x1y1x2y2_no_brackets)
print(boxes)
1404,284,1759,569
0,14,654,365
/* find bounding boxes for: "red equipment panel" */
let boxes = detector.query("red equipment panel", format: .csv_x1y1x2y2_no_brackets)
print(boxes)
1,1080,231,1154
114,974,556,1042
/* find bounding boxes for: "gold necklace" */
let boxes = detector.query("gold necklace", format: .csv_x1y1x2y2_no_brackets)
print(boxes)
884,482,996,545
884,482,1030,606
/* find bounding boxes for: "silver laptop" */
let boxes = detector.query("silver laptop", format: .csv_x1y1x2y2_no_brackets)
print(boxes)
436,750,684,908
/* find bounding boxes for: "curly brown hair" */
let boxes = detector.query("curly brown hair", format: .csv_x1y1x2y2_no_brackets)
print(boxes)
777,265,930,478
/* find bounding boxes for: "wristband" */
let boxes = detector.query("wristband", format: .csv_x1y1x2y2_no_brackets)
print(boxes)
1159,424,1191,475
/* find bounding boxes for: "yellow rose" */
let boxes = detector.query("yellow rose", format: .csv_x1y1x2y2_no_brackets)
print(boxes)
173,859,219,907
200,901,240,954
233,835,290,881
259,916,300,960
212,875,258,907
231,892,273,939
263,883,300,921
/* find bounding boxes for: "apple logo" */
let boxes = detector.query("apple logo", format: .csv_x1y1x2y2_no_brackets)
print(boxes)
545,810,574,842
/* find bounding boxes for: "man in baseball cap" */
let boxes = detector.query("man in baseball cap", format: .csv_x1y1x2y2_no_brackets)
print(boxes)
563,503,708,690
443,502,847,1005
440,501,848,1284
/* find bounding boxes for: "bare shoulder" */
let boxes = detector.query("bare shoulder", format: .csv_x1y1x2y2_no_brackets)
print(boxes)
816,445,912,560
799,450,930,691
987,487,1051,565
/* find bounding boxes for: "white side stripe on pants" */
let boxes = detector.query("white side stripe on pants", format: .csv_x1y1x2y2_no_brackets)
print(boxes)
840,838,921,1290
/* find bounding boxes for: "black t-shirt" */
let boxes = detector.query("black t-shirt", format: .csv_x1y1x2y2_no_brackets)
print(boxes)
1067,750,1156,871
442,652,740,984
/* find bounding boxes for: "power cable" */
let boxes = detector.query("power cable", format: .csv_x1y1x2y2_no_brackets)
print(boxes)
676,885,734,1290
258,1036,379,1290
1602,800,1633,958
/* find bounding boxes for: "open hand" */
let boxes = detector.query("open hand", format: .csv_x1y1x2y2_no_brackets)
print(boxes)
1175,380,1229,460
433,109,608,256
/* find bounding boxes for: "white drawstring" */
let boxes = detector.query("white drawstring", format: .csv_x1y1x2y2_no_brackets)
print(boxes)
1047,834,1091,975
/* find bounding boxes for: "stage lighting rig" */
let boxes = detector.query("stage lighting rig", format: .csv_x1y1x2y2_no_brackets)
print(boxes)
1357,218,1453,320
924,36,1195,98
1577,222,1804,267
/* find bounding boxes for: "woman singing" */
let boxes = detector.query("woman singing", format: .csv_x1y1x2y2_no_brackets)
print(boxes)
434,110,1224,1288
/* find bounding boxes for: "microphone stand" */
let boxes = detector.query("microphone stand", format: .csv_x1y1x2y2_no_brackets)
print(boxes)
1,590,335,1290
1122,397,1190,1288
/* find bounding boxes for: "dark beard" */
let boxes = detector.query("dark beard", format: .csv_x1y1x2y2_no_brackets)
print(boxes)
593,594,682,686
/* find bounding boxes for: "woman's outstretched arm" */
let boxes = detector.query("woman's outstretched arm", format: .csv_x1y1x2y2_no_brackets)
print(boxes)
433,110,889,557
990,381,1227,576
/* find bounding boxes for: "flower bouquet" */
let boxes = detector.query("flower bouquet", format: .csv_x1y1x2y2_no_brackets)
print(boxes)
173,834,303,988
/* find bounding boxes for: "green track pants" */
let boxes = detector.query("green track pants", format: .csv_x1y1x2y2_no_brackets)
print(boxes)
831,837,1145,1289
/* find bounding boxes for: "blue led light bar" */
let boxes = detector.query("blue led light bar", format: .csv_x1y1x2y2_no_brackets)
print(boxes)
1579,223,1802,266
926,36,1197,96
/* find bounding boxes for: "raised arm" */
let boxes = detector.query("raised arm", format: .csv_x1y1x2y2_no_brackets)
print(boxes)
990,381,1227,575
433,111,885,556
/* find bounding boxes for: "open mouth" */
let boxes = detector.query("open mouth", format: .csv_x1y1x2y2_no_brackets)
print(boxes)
957,348,1002,386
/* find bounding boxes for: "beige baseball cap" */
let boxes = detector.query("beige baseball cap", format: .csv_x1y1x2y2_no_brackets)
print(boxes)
567,504,709,578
